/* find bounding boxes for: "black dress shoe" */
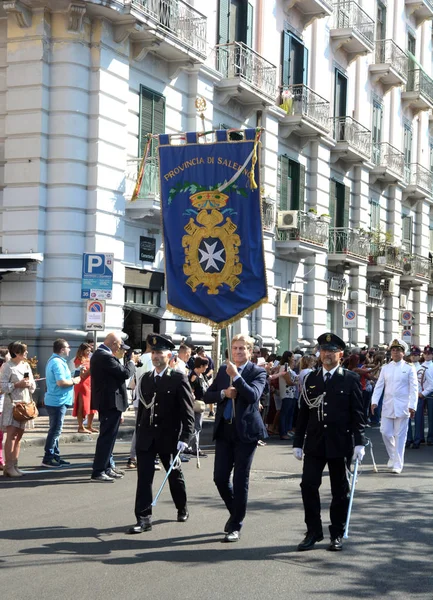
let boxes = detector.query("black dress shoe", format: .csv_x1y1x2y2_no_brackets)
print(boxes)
412,443,420,449
126,520,152,534
177,510,189,522
327,536,343,551
297,532,324,551
405,442,412,449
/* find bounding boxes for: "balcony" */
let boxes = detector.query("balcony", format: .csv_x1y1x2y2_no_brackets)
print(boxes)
403,163,433,203
330,116,371,165
369,40,408,93
328,227,370,266
127,0,206,69
330,1,375,64
275,211,329,259
283,0,333,30
279,84,331,141
214,42,277,107
405,0,433,27
401,69,433,113
124,157,160,224
262,197,276,233
400,253,431,286
370,142,405,187
367,244,403,280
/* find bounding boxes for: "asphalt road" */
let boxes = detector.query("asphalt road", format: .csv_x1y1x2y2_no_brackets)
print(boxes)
1,425,432,600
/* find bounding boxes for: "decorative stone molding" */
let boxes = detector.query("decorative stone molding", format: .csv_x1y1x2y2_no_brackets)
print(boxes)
3,0,32,28
68,2,86,32
113,22,142,44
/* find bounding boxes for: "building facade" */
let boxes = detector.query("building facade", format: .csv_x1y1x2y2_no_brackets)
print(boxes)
0,0,432,359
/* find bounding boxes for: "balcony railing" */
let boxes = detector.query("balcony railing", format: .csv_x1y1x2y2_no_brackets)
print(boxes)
372,142,405,177
131,0,207,55
402,253,431,279
369,244,403,270
262,198,275,232
406,68,433,105
329,227,370,259
375,39,408,80
332,1,375,48
280,84,330,131
277,211,329,246
405,163,433,194
215,41,277,99
125,157,160,202
332,116,371,159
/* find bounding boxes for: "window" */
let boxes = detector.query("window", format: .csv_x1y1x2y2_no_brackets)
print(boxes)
329,180,350,228
372,100,383,164
407,32,416,73
334,69,347,118
218,0,254,46
124,287,161,306
139,86,165,158
376,1,386,40
402,215,413,253
277,155,305,211
370,199,380,231
282,31,308,87
403,121,412,182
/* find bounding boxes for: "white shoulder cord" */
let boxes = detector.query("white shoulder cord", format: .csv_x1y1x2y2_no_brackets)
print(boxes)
300,370,326,422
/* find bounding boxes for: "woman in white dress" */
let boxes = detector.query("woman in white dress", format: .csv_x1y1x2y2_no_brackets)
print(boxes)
0,341,36,477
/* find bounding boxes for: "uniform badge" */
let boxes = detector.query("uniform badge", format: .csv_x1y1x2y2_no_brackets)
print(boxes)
326,334,331,342
152,337,157,346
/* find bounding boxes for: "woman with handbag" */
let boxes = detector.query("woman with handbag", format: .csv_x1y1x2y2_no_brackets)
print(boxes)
72,343,95,433
0,341,36,477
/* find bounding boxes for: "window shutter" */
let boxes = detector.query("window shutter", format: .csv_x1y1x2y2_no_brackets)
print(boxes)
329,180,337,226
343,185,350,228
282,31,291,86
139,86,165,157
246,3,253,48
299,164,306,211
279,155,289,211
302,46,309,86
402,215,413,250
152,93,165,155
370,199,380,231
218,0,230,44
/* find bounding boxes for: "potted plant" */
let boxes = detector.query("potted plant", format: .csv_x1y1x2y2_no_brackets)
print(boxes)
318,213,331,224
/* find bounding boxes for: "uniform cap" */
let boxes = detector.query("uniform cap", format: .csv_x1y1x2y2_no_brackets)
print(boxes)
389,339,408,353
423,345,433,354
146,334,175,351
410,345,421,355
317,332,346,352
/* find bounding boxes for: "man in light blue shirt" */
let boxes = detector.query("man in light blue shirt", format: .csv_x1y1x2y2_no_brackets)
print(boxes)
42,338,80,468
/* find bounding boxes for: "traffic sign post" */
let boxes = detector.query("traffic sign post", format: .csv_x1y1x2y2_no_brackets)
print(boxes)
402,329,412,345
401,311,413,326
85,300,106,331
81,253,114,300
344,309,357,329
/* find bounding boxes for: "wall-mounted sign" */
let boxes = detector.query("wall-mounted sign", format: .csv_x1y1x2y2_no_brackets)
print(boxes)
140,237,156,262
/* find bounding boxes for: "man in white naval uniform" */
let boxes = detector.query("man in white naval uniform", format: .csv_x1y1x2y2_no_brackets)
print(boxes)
407,346,433,449
371,339,418,473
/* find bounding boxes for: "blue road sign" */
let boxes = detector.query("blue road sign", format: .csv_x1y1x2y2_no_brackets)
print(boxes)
81,253,114,299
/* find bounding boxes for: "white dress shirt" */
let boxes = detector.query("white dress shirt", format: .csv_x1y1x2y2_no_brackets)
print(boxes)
372,359,418,417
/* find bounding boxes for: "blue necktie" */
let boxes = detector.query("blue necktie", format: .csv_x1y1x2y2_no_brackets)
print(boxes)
324,372,331,388
223,368,241,420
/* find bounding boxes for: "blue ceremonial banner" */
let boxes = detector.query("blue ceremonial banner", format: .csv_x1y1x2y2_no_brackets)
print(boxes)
158,128,268,328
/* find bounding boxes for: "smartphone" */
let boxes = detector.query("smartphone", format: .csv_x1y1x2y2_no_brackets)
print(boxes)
284,362,288,372
23,372,29,379
73,368,81,377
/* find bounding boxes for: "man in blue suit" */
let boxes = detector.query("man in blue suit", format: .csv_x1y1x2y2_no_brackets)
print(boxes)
204,333,267,542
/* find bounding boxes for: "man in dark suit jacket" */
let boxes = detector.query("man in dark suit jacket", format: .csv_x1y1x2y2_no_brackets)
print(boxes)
126,333,195,534
293,333,366,552
204,333,267,542
90,333,137,482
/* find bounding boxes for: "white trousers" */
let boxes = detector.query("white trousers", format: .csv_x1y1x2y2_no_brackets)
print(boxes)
380,416,408,471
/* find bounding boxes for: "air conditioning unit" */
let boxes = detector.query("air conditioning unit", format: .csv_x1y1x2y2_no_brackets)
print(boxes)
329,277,347,293
368,285,383,301
277,290,302,317
277,210,299,230
400,294,408,309
402,261,413,274
376,256,387,265
382,279,395,295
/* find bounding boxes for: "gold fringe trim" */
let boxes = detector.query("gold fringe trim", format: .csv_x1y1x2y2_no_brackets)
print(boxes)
248,129,261,190
166,296,268,330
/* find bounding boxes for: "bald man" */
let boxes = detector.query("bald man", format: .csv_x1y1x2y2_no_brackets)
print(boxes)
90,333,139,482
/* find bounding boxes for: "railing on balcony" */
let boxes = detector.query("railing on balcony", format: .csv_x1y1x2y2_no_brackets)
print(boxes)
332,116,371,158
277,212,329,246
372,142,405,177
280,84,330,131
402,253,431,278
405,163,433,193
215,41,277,99
131,0,207,55
375,39,408,80
406,68,433,105
262,198,275,232
332,1,375,48
329,227,370,259
369,244,403,270
125,157,160,202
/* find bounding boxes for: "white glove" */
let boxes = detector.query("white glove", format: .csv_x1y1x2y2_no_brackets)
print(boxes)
352,445,365,462
293,447,303,461
177,441,188,453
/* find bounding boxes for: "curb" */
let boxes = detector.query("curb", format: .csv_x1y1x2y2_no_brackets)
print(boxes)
21,426,136,448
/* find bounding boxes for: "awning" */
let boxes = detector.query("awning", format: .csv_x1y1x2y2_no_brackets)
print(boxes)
124,303,193,322
0,253,43,275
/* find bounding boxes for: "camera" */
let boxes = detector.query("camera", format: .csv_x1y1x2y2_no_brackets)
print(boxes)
23,372,29,379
